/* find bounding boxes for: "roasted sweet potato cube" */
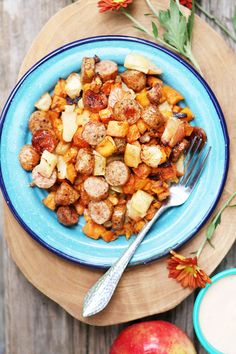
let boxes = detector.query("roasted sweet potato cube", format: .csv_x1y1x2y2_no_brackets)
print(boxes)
42,192,56,211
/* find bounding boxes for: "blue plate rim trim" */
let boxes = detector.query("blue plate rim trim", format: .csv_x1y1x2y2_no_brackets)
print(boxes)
0,35,230,269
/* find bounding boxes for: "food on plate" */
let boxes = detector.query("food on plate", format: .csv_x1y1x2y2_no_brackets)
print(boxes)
110,321,197,354
19,53,207,242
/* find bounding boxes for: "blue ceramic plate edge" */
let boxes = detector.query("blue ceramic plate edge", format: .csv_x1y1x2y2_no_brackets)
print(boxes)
0,35,230,269
193,268,236,353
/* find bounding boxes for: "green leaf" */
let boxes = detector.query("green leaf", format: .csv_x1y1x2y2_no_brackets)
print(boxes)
152,21,158,39
187,0,195,41
158,0,188,52
206,222,216,241
232,6,236,32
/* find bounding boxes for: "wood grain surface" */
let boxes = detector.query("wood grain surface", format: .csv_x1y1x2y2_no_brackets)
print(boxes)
0,0,236,353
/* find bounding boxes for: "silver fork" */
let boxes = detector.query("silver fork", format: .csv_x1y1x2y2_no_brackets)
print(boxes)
83,138,211,317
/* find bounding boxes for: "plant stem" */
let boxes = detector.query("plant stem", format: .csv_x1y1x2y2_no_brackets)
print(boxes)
196,3,236,43
145,0,159,18
197,191,236,259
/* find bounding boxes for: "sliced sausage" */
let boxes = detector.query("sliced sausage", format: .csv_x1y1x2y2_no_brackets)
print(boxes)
19,144,40,171
113,138,126,153
28,110,52,134
31,165,57,189
32,129,57,154
105,161,130,186
147,83,162,104
120,69,146,92
112,204,126,230
55,181,80,206
190,127,207,147
75,148,94,175
88,200,113,225
141,105,165,130
95,60,118,82
57,206,79,226
82,121,106,146
113,98,141,125
81,57,96,84
171,139,190,162
83,176,109,201
83,89,108,113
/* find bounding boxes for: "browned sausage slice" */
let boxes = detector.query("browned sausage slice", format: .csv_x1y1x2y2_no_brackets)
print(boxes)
171,139,190,162
112,204,126,230
83,89,108,113
120,69,146,92
28,110,52,134
147,83,162,104
82,121,106,146
32,129,57,154
81,57,96,84
19,144,40,171
88,200,113,225
75,148,94,175
55,181,80,206
31,166,57,189
105,161,130,186
83,176,109,201
141,105,165,129
95,60,118,82
113,98,141,125
57,206,79,226
190,127,207,147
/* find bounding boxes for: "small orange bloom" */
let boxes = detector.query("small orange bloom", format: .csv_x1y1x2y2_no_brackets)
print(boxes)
98,0,133,13
167,250,211,289
179,0,192,9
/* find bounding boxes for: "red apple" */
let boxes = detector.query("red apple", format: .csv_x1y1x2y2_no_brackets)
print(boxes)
110,321,196,354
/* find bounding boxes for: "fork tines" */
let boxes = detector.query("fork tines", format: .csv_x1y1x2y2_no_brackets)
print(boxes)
180,137,211,189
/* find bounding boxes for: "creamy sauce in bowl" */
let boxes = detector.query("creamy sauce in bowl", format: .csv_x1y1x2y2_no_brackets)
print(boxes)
198,274,236,353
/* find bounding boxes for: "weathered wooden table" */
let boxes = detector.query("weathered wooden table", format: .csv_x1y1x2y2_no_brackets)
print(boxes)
0,1,235,353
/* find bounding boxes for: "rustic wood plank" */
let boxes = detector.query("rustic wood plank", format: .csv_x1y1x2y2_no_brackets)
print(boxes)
0,1,235,354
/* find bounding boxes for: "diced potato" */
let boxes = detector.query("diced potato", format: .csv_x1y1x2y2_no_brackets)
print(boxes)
99,107,113,123
34,93,52,111
176,154,185,176
107,121,129,138
121,82,136,99
65,73,82,99
61,111,78,142
180,107,195,122
48,111,63,140
147,76,163,87
55,141,71,155
73,127,89,148
37,150,57,178
53,79,67,98
127,190,154,220
141,145,166,168
136,89,150,108
42,192,56,211
50,95,67,112
158,101,172,113
161,118,183,146
64,104,75,112
76,110,90,126
124,143,141,168
83,221,106,240
96,136,117,157
57,155,67,180
108,194,119,205
63,147,78,163
110,186,123,193
74,201,84,215
77,98,84,109
124,53,162,75
66,163,77,184
162,86,183,105
93,151,106,176
136,119,148,134
127,124,140,143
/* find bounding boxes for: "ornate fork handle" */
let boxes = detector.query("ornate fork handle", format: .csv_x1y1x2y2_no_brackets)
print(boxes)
83,203,170,317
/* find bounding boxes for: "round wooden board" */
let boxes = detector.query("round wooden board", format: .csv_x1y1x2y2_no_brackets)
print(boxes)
3,0,236,326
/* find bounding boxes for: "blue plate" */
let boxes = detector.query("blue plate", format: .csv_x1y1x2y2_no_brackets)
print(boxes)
0,36,229,268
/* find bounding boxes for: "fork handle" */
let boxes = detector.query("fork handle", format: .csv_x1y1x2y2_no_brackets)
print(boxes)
82,204,169,317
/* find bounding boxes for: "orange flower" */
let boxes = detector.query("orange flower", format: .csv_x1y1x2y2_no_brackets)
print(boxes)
179,0,192,9
98,0,133,13
167,250,211,289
